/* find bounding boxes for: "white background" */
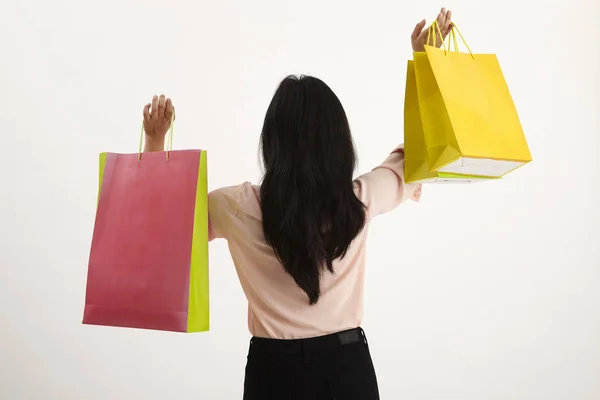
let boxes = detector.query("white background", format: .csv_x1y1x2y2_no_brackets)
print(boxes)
1,0,599,399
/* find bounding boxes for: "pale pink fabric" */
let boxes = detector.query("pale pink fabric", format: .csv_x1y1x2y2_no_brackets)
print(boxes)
208,145,421,339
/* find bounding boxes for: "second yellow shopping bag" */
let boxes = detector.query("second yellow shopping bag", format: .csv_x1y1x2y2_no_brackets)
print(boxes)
413,21,532,178
404,58,499,183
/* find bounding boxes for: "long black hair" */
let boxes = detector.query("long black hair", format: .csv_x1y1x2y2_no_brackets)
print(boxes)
260,75,366,305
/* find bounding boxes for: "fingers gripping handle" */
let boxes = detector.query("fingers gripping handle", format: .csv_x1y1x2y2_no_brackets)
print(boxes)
426,20,476,60
137,112,175,162
426,19,448,52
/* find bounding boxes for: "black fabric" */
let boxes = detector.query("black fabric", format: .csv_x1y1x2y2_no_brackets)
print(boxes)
243,327,380,400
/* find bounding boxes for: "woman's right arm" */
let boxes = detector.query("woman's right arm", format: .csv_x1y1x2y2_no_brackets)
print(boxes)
353,145,422,219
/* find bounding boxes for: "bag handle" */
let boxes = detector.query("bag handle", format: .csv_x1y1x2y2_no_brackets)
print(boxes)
137,111,175,162
448,24,476,59
450,27,459,53
426,20,448,53
426,20,476,60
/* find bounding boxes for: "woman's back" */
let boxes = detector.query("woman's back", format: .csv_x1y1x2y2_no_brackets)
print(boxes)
208,148,421,339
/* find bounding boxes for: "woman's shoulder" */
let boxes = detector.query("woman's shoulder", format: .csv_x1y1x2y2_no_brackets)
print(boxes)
210,182,262,218
212,182,259,197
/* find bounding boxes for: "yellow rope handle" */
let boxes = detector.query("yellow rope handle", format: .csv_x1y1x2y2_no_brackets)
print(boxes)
166,111,175,160
445,28,459,53
137,121,144,162
450,24,476,59
426,20,447,54
451,27,459,52
426,22,432,47
138,111,176,162
425,20,476,60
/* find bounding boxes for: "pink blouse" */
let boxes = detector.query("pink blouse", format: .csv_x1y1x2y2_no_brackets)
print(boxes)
208,146,421,339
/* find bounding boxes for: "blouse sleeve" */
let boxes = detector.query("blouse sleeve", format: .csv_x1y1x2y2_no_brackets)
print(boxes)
207,185,242,241
353,145,422,219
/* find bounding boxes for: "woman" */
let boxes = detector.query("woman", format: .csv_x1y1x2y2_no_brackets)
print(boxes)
143,9,453,399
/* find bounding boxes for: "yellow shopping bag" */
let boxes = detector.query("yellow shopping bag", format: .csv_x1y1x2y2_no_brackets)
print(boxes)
413,22,532,178
404,58,500,183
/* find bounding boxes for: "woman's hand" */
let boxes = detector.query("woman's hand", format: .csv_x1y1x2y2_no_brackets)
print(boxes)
143,94,175,152
411,8,453,52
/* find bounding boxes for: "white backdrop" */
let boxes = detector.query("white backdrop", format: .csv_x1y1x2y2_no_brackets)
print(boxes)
1,0,599,399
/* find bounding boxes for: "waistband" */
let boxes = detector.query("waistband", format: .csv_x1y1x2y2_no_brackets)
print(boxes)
249,327,368,356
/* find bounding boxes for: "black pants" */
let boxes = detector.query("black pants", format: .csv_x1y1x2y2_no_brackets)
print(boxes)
243,327,380,399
